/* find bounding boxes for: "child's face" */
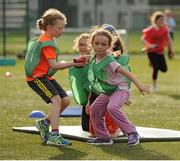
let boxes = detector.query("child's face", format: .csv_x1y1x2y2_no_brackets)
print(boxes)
78,38,91,55
48,19,65,38
92,35,110,56
155,16,165,27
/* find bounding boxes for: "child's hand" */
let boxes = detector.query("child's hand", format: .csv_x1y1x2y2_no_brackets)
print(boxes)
74,55,90,64
142,44,158,52
149,44,158,49
124,99,132,105
73,62,87,67
73,55,90,67
113,50,122,58
138,84,151,95
168,50,176,59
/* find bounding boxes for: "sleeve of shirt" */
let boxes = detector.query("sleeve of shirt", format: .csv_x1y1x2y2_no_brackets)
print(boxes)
142,27,151,40
163,26,169,46
107,62,121,73
41,46,56,59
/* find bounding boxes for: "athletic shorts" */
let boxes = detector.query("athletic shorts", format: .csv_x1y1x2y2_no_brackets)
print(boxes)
27,77,68,104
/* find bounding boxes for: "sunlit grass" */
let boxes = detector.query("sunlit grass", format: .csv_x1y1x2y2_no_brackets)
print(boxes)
0,55,180,159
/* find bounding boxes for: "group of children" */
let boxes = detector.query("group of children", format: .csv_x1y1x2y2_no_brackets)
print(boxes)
24,8,175,147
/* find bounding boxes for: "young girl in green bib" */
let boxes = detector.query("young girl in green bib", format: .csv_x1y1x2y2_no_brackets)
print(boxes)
87,29,150,146
25,8,86,146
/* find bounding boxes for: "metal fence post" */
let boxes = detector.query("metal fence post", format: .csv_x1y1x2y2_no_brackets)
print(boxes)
2,0,6,57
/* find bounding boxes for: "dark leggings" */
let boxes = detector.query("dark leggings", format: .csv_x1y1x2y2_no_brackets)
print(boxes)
81,105,89,131
81,91,98,132
147,53,167,80
169,32,174,40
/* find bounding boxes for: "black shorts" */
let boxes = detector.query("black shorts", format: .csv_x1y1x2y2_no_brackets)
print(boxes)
27,77,68,104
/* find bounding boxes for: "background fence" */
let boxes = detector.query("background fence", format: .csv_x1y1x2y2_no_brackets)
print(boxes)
0,0,180,56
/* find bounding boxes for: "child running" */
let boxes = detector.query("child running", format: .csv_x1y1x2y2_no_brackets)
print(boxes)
87,29,150,146
141,11,176,92
24,8,86,146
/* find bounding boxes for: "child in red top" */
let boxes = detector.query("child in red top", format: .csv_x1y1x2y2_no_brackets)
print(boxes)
25,8,87,146
141,11,176,92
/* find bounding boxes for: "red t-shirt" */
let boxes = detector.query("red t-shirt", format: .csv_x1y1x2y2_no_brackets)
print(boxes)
142,25,169,54
26,33,57,81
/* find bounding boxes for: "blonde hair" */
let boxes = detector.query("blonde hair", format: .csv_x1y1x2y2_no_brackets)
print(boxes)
91,29,113,47
73,33,91,51
151,11,165,25
164,9,172,15
36,8,67,31
90,25,124,53
89,25,101,33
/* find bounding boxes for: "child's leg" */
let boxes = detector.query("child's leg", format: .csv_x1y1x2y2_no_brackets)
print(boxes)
28,78,71,145
90,94,111,139
46,96,70,123
157,54,167,73
147,53,159,81
147,53,159,91
81,105,90,131
49,79,70,113
47,95,71,146
60,96,70,112
107,90,136,135
49,95,62,130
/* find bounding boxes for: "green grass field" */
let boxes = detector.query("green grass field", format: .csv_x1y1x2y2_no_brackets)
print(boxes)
0,54,180,160
0,31,180,55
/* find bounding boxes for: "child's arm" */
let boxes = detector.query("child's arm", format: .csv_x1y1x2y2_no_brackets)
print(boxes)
48,59,86,70
141,36,158,50
167,34,176,59
115,66,150,95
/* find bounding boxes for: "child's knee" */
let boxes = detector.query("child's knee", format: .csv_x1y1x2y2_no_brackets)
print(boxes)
62,96,70,107
159,66,167,72
51,95,62,105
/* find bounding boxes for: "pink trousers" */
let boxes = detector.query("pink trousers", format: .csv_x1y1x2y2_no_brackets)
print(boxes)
90,90,136,139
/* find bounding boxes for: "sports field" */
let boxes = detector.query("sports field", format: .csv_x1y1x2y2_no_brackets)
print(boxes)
0,51,180,159
0,31,180,55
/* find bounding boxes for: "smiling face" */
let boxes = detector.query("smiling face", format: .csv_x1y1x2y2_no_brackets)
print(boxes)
47,19,66,38
92,34,111,57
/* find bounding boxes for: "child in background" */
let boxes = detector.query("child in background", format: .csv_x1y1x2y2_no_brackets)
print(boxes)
164,9,176,59
69,33,92,132
87,29,150,146
24,8,86,146
164,9,176,40
141,11,176,92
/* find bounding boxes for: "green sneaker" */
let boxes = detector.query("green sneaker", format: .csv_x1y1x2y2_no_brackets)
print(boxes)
35,119,50,142
46,134,72,146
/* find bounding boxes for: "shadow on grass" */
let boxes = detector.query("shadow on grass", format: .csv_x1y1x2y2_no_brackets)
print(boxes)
168,94,180,100
157,92,180,100
100,143,172,160
48,145,87,160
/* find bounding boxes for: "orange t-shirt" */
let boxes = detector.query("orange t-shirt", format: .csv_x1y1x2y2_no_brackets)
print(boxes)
26,33,57,81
